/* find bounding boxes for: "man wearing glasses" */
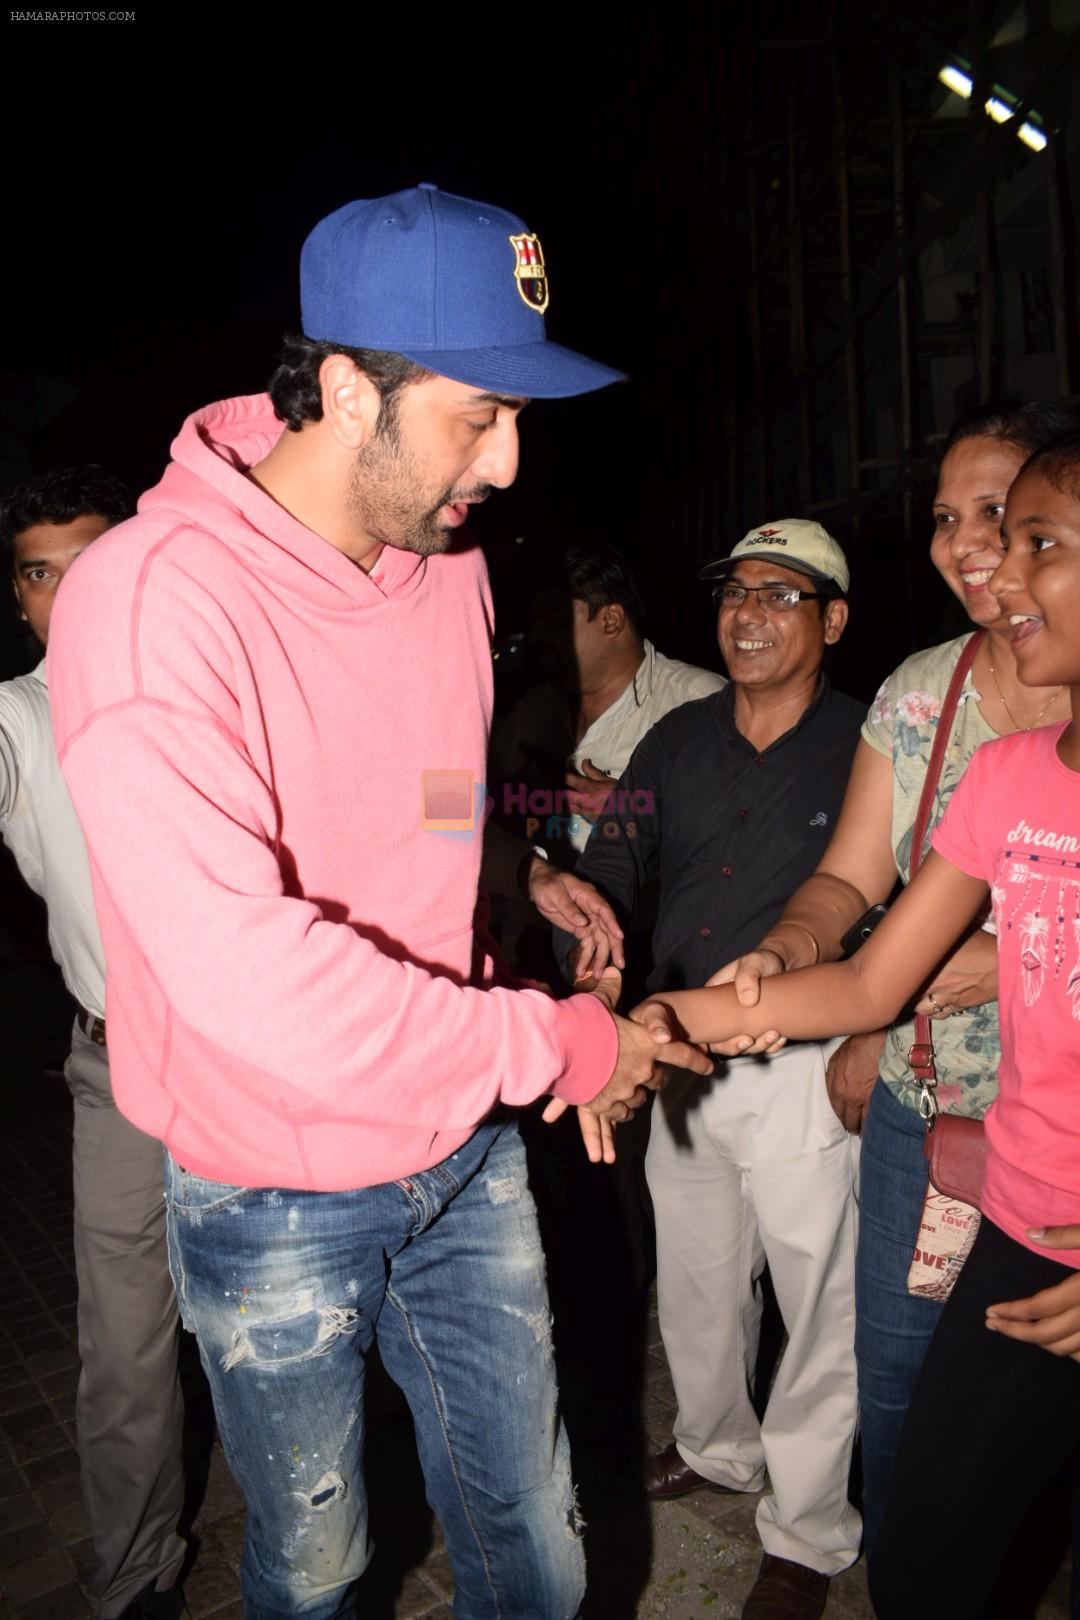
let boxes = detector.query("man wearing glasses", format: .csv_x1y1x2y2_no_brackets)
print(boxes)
556,521,864,1620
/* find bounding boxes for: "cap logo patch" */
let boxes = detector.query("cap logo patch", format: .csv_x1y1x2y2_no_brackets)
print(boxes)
756,528,783,540
509,233,549,313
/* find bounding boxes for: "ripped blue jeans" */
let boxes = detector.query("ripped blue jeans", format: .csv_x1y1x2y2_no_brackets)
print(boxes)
164,1121,584,1619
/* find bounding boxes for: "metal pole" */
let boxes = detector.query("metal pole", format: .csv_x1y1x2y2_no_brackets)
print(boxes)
833,63,862,514
890,64,918,555
720,5,740,542
788,99,813,509
970,1,1000,400
748,59,769,519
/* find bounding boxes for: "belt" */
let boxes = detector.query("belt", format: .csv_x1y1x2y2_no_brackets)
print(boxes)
77,1008,107,1048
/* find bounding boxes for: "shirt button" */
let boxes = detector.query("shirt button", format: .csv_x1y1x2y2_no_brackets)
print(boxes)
699,925,711,938
739,808,749,820
755,754,765,766
722,865,733,876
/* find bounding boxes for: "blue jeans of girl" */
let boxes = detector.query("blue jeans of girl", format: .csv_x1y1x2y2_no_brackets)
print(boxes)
854,1078,943,1553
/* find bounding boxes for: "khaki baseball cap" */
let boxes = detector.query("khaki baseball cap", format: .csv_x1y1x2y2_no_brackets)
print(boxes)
699,518,850,595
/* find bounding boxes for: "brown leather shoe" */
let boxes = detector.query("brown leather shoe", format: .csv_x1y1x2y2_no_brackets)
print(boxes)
643,1442,738,1500
741,1554,830,1619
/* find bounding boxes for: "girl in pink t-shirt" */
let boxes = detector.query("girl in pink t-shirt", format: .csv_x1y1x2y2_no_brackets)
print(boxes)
618,432,1080,1618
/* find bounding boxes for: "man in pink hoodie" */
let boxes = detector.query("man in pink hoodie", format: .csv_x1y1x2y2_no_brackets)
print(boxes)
47,186,709,1619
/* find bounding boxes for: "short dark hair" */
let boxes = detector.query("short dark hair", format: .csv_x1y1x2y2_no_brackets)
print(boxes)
268,332,432,433
1019,426,1080,503
0,464,134,574
564,542,646,637
942,398,1080,463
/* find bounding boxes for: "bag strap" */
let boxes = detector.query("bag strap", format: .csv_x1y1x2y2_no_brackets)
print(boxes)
907,631,985,1110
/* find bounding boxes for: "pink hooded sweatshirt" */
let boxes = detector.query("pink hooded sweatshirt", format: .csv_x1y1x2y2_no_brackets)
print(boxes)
47,394,617,1190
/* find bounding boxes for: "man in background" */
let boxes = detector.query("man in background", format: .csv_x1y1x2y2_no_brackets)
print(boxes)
557,520,863,1620
562,543,725,851
0,466,186,1620
493,542,723,872
492,541,723,1005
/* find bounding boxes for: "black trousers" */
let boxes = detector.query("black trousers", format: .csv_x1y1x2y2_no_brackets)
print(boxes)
869,1217,1080,1620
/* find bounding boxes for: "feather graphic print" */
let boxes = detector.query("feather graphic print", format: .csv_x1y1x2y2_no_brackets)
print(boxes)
1068,917,1080,1021
1019,910,1049,1006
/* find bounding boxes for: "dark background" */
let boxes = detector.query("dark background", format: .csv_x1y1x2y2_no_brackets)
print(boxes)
1,11,1078,1596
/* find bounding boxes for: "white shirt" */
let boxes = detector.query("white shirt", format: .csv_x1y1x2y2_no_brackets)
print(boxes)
0,661,105,1017
567,640,725,852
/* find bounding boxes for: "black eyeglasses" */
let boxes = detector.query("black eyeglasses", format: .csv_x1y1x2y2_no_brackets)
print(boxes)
712,583,827,611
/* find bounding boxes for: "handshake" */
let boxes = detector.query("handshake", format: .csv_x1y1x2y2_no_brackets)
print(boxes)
523,861,715,1165
522,857,713,1164
541,961,714,1166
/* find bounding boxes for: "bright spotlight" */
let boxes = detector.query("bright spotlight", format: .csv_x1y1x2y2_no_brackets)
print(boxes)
938,65,973,97
938,64,1047,152
1018,121,1048,151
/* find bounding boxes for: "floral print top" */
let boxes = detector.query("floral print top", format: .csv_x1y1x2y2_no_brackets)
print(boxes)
861,633,1001,1119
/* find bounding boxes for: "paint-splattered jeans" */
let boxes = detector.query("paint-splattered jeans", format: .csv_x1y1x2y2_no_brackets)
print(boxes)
163,1120,584,1619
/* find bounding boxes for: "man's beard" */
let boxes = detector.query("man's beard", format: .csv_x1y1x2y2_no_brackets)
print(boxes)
348,420,487,558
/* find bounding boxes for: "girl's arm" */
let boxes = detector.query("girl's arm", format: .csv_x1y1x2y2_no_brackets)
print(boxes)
761,739,901,968
632,851,989,1046
704,740,901,1058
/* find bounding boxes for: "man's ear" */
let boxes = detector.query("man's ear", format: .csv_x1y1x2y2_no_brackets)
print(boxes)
823,597,849,646
601,602,626,637
318,355,382,451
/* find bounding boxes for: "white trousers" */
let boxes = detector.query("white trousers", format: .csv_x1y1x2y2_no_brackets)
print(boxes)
646,1040,862,1575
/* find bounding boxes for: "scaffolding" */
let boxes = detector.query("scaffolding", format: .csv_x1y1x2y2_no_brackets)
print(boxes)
589,0,1080,662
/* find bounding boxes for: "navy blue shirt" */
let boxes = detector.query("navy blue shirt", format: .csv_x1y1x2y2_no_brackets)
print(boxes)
555,678,864,992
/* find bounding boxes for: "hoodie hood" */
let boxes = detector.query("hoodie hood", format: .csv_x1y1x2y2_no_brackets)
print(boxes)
140,392,427,605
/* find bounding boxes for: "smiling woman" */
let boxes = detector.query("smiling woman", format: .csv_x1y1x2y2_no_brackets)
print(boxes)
930,421,1070,737
628,429,1080,1620
866,431,1080,1619
705,397,1080,1557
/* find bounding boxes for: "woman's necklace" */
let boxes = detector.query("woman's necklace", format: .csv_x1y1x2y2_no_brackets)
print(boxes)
986,652,1062,733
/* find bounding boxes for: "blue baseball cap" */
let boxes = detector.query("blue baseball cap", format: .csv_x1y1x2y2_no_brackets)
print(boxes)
300,183,625,400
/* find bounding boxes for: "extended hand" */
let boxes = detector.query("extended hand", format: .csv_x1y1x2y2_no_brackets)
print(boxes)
701,951,786,1056
528,858,625,972
987,1246,1080,1360
564,758,616,824
825,1029,886,1134
543,977,712,1164
568,926,618,983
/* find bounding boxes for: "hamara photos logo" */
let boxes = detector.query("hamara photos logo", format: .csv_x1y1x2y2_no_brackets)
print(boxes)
420,771,482,832
421,771,654,842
